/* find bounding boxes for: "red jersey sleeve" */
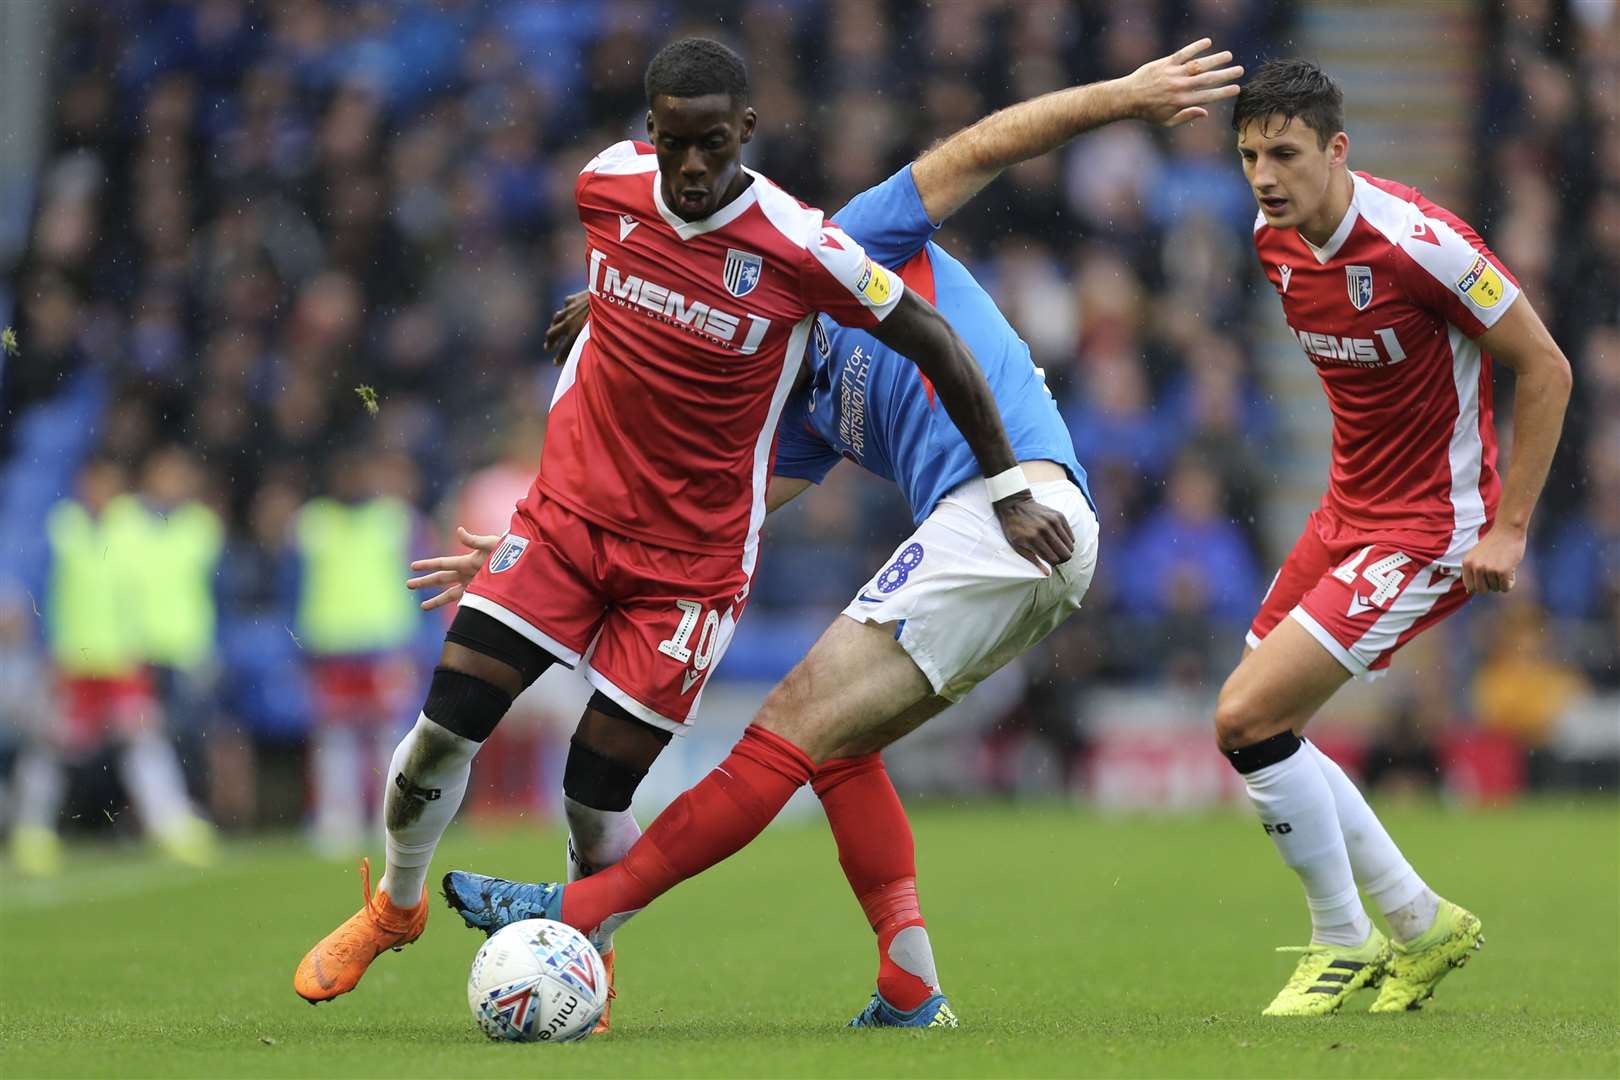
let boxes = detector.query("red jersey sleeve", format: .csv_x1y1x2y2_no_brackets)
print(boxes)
795,222,905,330
1391,197,1521,339
575,140,655,218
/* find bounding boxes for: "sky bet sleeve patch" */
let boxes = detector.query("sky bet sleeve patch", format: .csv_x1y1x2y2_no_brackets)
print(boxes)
1457,254,1505,309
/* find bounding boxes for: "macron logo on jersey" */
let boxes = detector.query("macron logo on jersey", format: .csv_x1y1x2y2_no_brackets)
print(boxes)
1291,325,1408,368
588,248,772,355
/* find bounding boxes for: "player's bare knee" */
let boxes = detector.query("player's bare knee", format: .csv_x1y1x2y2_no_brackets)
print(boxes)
1213,683,1277,753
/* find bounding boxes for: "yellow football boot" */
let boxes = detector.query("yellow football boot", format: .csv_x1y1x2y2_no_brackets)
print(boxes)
1369,900,1483,1013
1261,928,1390,1016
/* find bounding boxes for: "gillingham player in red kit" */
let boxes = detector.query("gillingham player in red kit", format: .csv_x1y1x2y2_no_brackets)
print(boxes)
1216,60,1571,1015
292,37,1074,1007
420,40,1242,1030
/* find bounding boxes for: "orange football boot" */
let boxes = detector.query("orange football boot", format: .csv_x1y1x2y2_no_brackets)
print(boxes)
293,858,428,1003
593,948,617,1034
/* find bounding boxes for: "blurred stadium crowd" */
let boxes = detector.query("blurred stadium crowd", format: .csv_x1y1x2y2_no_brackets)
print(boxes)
0,0,1615,863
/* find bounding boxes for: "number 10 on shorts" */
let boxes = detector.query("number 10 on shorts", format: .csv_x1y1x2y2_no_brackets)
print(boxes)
658,599,721,681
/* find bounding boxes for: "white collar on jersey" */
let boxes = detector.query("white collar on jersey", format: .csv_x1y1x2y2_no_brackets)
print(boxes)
1301,173,1365,264
652,168,762,240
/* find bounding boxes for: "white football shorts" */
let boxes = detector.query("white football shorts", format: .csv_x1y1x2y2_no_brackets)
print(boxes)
841,476,1099,702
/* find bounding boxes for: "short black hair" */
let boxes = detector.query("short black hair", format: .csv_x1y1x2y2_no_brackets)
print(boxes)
1232,59,1344,148
644,37,749,108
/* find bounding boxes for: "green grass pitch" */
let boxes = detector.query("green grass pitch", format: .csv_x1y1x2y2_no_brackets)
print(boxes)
2,801,1616,1078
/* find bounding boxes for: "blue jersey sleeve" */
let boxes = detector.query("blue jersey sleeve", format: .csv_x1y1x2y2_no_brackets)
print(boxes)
773,393,841,484
829,164,941,269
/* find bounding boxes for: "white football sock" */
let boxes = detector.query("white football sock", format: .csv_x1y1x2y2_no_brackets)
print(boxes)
312,725,365,853
1305,740,1439,942
13,746,67,829
564,796,643,953
119,731,195,833
378,713,479,906
1243,746,1371,947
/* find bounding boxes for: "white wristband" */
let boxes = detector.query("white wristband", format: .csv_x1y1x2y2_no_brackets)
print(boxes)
984,465,1029,503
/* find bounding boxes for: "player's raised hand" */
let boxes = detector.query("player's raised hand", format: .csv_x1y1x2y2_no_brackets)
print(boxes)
1122,38,1244,128
993,493,1075,576
544,291,590,365
1460,526,1525,595
407,526,502,611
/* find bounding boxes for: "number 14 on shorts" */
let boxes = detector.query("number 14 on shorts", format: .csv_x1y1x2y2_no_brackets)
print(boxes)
1332,545,1412,616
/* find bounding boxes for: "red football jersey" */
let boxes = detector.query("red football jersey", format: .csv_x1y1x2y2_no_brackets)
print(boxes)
1254,171,1521,555
539,140,904,567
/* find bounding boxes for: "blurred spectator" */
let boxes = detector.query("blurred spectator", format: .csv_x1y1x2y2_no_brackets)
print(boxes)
980,623,1100,798
293,447,428,855
1538,423,1620,686
1120,454,1261,624
214,475,308,827
12,456,216,877
1359,697,1444,797
0,583,51,832
447,409,565,822
129,446,225,753
1473,601,1592,764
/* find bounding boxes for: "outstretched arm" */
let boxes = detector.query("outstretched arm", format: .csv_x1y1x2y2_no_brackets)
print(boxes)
910,38,1242,223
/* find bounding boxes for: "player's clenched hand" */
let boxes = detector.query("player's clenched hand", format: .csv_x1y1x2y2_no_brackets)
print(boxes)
993,493,1075,576
407,526,502,611
544,291,590,365
1460,526,1525,595
1121,38,1244,128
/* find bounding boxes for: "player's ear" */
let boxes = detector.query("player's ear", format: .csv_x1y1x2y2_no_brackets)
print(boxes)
645,110,657,141
738,106,757,145
1328,130,1350,169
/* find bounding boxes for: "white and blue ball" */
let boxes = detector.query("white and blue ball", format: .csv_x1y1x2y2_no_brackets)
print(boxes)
467,919,608,1043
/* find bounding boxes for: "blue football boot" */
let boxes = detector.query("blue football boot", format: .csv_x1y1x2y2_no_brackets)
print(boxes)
848,991,959,1028
442,871,563,936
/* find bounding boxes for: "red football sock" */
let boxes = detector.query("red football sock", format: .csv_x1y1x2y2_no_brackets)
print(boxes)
561,724,814,932
813,754,938,1011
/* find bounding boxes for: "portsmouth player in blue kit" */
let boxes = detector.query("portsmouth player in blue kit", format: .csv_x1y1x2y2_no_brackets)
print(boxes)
420,40,1243,1027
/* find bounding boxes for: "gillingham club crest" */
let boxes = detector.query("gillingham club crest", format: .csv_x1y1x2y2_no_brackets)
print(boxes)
723,248,762,298
488,533,528,573
1346,264,1373,311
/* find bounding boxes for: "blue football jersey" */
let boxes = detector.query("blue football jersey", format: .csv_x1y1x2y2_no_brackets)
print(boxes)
774,165,1090,526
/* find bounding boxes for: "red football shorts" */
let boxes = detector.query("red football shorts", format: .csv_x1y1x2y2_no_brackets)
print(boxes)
55,671,159,753
460,491,752,733
1247,506,1474,678
307,655,418,728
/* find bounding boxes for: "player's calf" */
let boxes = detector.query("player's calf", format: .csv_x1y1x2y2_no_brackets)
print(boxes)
814,753,944,1017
